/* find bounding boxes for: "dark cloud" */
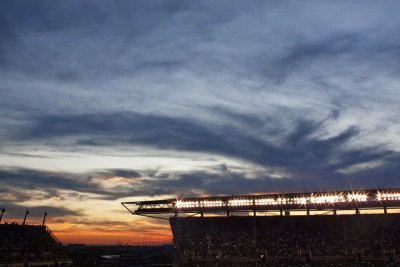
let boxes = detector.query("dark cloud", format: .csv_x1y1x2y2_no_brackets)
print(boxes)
17,111,394,173
248,32,400,88
0,168,119,200
97,169,142,179
1,146,400,205
0,0,231,82
0,168,88,192
1,0,396,88
0,152,50,159
0,167,154,201
133,159,400,198
0,203,82,221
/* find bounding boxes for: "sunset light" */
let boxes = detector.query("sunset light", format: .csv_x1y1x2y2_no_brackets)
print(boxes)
1,2,400,266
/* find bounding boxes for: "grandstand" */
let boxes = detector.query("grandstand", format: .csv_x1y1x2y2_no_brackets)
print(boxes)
123,188,400,267
0,223,72,267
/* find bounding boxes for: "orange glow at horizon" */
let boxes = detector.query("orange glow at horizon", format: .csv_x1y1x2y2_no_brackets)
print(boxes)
51,219,173,245
1,216,173,245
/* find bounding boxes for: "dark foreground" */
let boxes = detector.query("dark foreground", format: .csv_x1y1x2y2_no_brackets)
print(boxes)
64,244,174,267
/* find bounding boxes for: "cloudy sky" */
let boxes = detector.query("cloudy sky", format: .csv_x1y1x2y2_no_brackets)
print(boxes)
1,0,400,244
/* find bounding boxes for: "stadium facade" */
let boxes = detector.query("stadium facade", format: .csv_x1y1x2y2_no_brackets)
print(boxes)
0,224,72,267
123,188,400,267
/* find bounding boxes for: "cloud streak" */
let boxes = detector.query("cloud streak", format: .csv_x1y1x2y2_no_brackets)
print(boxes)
12,111,398,173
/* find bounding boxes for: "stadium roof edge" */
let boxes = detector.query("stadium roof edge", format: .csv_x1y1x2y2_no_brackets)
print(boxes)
122,188,400,217
122,188,400,205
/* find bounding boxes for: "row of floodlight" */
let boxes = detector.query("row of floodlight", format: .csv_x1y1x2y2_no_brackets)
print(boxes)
175,192,400,209
377,192,400,201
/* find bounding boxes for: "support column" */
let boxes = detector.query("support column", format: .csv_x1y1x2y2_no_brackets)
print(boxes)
23,209,29,226
42,210,47,226
253,198,256,217
0,207,5,223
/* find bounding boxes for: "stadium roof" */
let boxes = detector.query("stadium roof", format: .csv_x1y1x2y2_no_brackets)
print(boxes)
122,188,400,219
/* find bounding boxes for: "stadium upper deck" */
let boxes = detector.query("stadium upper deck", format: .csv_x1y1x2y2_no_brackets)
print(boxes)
0,224,72,266
122,188,400,218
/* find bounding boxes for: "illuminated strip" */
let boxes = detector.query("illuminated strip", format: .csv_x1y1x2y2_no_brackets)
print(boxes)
200,200,224,208
377,191,400,201
309,194,345,204
176,200,224,209
347,193,368,202
175,191,400,209
228,199,252,207
255,198,280,206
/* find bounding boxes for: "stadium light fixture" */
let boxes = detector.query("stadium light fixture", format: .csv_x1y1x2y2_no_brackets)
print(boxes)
310,194,345,204
255,198,279,206
377,191,400,201
173,190,400,211
176,199,225,209
126,188,400,218
291,197,308,205
228,198,253,207
277,197,287,205
200,200,224,208
347,192,368,202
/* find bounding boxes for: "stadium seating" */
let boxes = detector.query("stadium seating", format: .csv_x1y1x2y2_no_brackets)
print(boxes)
0,223,72,266
170,214,400,266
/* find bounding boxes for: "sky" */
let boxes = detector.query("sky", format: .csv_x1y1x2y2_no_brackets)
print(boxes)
1,0,400,244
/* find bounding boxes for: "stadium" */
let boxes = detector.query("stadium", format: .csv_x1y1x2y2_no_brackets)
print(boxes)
123,188,400,267
0,223,73,267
